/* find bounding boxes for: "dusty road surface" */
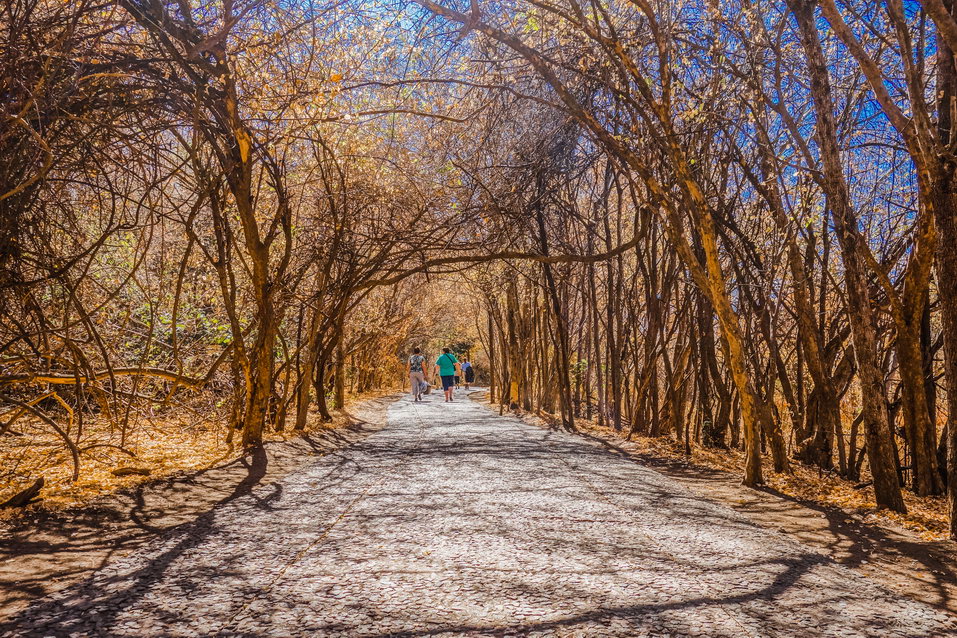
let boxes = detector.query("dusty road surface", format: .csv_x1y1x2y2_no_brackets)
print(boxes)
4,393,956,637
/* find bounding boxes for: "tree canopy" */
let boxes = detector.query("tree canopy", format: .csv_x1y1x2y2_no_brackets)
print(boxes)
5,0,957,537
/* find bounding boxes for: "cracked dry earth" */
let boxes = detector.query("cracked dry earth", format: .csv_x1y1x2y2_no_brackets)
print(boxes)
4,393,957,637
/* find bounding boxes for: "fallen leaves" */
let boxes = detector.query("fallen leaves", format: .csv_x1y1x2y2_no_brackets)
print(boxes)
0,388,400,519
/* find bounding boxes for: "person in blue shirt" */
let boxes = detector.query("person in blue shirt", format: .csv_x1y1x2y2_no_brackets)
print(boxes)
433,347,460,402
461,358,474,389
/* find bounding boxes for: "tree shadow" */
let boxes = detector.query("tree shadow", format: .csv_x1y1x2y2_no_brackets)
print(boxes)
564,424,957,613
0,396,398,617
4,394,954,636
1,445,272,633
749,482,957,610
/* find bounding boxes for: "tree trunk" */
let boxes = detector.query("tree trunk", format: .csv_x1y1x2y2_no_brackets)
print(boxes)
789,0,905,512
334,333,346,410
241,314,277,448
898,330,944,495
929,0,957,538
294,307,323,430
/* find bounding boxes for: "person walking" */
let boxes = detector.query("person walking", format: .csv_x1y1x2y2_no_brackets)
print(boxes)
461,358,475,389
409,347,427,402
434,347,460,402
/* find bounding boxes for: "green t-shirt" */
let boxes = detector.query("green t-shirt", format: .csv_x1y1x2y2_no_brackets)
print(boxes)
435,352,458,376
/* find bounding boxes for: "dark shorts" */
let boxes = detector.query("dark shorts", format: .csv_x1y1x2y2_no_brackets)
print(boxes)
441,375,455,390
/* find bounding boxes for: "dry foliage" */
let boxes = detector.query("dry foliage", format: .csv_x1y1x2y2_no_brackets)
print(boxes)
6,0,957,543
0,388,398,516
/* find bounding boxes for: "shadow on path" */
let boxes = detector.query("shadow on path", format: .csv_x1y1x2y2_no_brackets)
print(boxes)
518,402,957,614
0,395,398,617
2,392,955,637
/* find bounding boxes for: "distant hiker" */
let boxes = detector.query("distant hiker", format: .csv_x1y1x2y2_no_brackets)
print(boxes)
409,347,427,402
434,347,460,402
462,358,474,389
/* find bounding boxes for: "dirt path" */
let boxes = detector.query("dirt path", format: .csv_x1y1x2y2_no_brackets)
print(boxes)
3,392,955,637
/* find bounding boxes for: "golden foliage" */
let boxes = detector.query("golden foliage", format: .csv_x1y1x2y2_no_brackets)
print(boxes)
0,389,397,517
